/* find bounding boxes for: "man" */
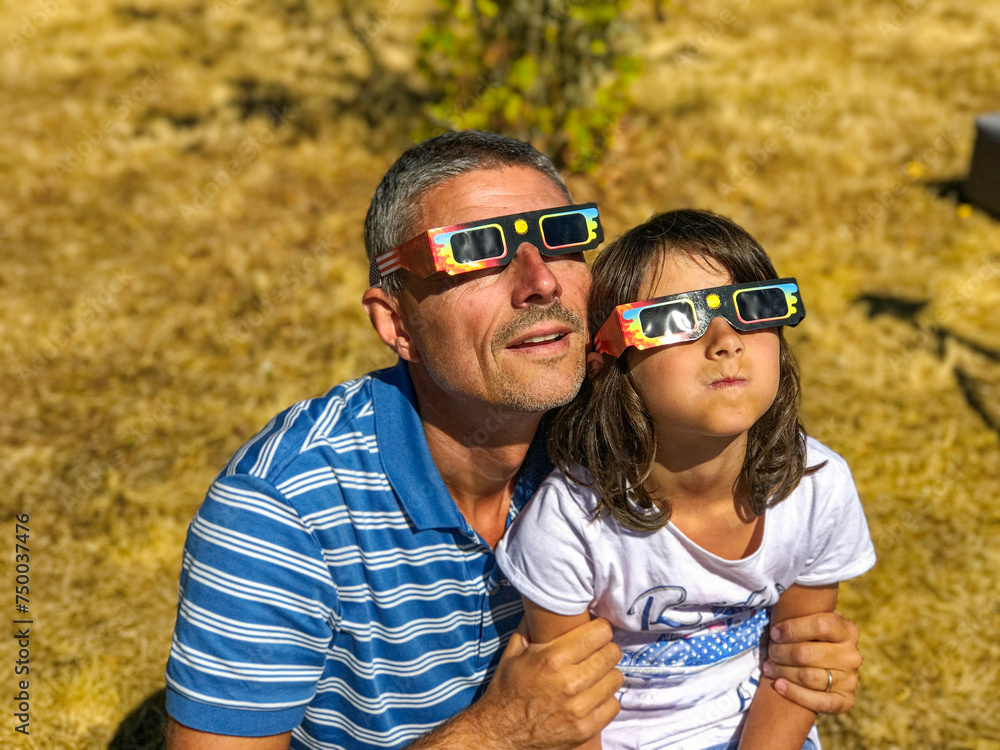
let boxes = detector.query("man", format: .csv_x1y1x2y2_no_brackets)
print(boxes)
166,131,863,749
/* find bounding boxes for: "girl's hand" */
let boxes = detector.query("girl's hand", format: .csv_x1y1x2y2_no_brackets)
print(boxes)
763,611,862,714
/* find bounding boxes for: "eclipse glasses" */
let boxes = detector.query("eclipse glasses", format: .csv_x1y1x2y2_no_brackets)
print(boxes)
593,278,805,357
370,203,603,286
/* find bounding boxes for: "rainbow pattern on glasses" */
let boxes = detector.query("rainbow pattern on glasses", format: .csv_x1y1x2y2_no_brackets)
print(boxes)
369,203,603,286
593,278,805,357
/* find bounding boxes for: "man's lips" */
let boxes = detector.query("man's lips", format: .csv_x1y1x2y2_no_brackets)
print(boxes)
491,302,585,356
506,325,574,349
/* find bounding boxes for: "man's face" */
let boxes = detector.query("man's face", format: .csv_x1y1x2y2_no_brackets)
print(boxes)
396,166,591,413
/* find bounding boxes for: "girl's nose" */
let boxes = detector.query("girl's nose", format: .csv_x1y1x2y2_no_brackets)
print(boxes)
703,315,744,358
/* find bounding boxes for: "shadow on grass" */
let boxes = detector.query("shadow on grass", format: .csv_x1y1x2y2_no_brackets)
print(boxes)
855,292,1000,436
926,176,1000,221
109,688,166,750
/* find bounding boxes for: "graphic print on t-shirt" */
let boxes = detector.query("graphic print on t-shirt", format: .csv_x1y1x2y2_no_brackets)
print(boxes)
618,586,773,681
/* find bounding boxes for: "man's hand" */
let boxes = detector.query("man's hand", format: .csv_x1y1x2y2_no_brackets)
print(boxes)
479,617,623,749
410,618,623,750
763,611,862,714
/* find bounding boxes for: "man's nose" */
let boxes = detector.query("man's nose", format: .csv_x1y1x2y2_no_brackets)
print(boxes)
508,242,560,307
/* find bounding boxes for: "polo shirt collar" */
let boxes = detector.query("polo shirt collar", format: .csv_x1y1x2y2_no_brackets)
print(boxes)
371,359,552,533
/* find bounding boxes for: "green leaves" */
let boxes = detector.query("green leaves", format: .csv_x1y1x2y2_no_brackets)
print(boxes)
416,0,638,173
509,55,539,91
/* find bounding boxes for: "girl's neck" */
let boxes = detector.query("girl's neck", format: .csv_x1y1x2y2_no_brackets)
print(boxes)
646,432,749,513
647,431,763,560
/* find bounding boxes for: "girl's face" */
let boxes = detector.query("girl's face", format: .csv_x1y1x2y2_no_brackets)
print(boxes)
626,252,781,447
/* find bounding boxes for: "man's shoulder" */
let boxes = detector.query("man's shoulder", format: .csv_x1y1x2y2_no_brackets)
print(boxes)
220,369,388,487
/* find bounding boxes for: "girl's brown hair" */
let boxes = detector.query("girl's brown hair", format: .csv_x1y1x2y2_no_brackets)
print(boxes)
549,209,819,532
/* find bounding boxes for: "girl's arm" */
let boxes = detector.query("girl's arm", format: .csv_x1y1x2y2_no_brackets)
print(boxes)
522,597,607,750
738,583,840,750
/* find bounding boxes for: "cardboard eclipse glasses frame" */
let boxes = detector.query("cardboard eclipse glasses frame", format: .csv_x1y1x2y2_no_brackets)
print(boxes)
593,278,805,357
370,203,603,286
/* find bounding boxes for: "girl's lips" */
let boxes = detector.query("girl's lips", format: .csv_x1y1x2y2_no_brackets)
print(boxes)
709,377,749,389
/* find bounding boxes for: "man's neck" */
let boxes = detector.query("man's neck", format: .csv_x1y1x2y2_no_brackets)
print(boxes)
409,371,543,548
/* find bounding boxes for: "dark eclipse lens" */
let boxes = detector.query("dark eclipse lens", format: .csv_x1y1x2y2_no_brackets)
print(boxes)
540,212,588,248
735,287,788,321
451,226,505,263
638,301,696,338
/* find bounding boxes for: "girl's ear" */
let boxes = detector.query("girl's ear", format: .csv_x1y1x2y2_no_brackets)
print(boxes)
586,349,606,378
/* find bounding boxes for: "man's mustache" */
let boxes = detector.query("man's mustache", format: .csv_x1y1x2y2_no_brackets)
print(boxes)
492,302,585,353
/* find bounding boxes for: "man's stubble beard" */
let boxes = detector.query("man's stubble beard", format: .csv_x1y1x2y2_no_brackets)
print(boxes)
490,350,586,412
416,301,588,414
487,301,587,412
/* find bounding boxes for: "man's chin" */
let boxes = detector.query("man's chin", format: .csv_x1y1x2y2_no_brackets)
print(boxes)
492,363,585,412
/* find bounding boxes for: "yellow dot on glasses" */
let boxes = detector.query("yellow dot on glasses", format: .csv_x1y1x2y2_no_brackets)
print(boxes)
514,218,529,235
706,294,721,309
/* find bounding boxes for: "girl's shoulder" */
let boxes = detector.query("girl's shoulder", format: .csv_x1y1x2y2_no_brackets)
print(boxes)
533,464,603,516
803,436,854,479
780,437,876,584
783,435,861,511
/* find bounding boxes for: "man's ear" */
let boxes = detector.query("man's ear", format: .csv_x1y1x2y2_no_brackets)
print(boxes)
361,286,421,363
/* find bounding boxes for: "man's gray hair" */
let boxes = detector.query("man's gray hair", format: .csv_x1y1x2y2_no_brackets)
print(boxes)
364,130,572,294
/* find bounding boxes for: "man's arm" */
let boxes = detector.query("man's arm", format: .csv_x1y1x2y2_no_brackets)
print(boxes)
165,472,334,747
763,609,862,714
167,615,621,750
738,584,839,750
166,718,291,749
407,616,623,750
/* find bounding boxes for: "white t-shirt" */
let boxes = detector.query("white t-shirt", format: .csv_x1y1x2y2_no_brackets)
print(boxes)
496,437,876,750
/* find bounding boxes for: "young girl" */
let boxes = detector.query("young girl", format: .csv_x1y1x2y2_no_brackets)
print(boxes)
496,210,876,750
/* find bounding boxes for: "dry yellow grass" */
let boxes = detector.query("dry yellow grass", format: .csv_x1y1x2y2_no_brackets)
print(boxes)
1,1,999,748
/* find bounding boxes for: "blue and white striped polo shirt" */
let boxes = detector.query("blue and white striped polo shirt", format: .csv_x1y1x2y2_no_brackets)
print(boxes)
165,360,552,748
